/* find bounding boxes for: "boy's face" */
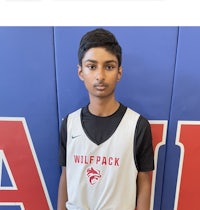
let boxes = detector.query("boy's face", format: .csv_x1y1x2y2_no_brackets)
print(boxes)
78,47,122,100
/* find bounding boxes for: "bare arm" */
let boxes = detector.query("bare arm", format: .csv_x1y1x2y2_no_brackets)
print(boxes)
57,167,68,210
136,172,151,210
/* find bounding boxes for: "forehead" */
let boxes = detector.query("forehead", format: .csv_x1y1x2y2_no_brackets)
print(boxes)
82,47,118,63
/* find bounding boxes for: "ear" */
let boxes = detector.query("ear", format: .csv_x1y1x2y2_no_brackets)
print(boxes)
117,66,122,81
78,64,84,81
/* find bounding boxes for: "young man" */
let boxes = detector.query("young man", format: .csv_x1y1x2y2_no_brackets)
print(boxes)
57,28,154,210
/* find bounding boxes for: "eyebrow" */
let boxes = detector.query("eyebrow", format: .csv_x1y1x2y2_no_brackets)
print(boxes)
84,59,97,64
84,59,118,64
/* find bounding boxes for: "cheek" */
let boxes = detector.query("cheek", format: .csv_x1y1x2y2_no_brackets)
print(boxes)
82,78,93,90
111,74,120,84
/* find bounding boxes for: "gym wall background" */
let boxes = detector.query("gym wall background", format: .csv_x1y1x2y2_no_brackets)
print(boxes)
0,27,200,210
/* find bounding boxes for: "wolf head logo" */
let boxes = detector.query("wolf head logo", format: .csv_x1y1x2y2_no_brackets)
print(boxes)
86,167,101,185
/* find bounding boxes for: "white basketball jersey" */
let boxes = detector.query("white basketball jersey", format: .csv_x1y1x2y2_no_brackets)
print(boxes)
66,108,140,210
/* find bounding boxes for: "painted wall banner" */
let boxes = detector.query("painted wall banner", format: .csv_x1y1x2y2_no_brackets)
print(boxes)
0,118,53,210
1,119,200,210
174,121,200,210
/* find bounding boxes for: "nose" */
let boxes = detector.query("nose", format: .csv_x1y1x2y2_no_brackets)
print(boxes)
96,68,105,81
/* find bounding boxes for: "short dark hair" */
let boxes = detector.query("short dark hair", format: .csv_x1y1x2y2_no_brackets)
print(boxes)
78,28,122,67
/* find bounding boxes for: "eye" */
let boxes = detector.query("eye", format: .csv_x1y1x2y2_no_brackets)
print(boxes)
87,64,96,70
105,65,115,70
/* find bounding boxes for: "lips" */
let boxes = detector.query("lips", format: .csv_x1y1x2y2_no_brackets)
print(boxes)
94,83,107,90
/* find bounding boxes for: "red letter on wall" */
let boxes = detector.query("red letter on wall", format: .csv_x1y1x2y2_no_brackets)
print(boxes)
0,118,53,210
149,121,168,210
174,121,200,210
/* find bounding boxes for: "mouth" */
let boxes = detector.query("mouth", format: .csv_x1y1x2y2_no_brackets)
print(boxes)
94,83,107,91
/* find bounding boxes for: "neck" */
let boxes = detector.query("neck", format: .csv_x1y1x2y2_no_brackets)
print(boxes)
88,97,120,117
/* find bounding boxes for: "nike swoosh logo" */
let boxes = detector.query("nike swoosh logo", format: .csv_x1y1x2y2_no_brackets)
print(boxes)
72,134,81,139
